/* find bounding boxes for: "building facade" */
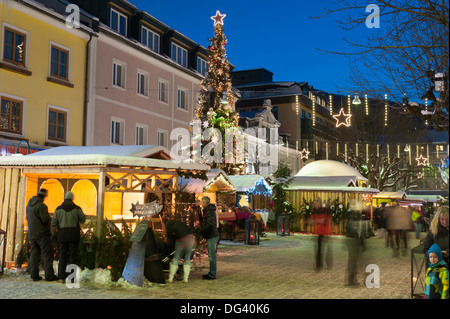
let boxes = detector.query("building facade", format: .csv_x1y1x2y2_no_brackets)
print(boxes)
63,0,208,148
0,0,94,155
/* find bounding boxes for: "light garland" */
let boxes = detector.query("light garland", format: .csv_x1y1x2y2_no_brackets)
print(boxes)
384,94,388,126
365,94,369,116
329,95,333,116
247,178,272,196
347,95,351,125
333,108,352,127
387,144,390,164
425,98,428,126
312,95,316,127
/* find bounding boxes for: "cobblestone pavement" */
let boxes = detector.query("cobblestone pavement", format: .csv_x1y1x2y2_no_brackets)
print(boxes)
0,232,422,299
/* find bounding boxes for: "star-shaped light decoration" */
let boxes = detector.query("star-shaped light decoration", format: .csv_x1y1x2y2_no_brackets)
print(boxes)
211,10,226,26
203,121,209,129
416,155,428,166
300,148,310,160
417,172,424,179
333,108,352,127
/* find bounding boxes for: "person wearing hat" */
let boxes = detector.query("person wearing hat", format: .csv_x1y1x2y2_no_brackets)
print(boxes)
424,244,449,299
52,191,86,283
26,188,58,281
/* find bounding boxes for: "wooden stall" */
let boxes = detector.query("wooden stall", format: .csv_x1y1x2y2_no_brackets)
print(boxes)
228,175,273,210
0,147,208,265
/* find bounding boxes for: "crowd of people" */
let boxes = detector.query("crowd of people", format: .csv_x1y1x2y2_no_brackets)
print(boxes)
24,187,448,298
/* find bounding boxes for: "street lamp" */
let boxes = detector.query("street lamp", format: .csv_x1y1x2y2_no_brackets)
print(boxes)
352,94,361,105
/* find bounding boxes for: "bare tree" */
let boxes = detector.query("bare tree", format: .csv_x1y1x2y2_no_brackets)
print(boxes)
313,0,449,131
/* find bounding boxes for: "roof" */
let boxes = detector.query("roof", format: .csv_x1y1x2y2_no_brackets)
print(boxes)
404,194,442,203
0,154,208,171
286,176,379,193
228,175,272,195
296,160,368,181
180,169,235,194
373,191,407,199
27,145,171,159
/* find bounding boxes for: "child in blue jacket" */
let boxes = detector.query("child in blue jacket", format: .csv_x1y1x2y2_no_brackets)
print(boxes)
425,244,449,299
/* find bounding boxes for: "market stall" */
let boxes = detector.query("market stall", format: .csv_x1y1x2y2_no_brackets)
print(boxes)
285,160,379,232
228,175,273,210
0,146,208,265
373,191,426,208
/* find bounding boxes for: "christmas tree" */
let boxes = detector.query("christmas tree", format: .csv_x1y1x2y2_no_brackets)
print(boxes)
192,10,245,175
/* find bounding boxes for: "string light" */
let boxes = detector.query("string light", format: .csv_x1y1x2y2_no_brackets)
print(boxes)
397,144,400,159
425,98,428,125
329,95,333,116
356,143,359,156
426,144,429,162
347,95,351,125
365,94,369,116
408,144,412,165
315,141,318,154
366,143,369,163
326,142,329,160
377,144,380,157
384,94,388,126
387,144,390,164
344,143,348,162
436,144,439,159
336,143,339,156
312,95,316,127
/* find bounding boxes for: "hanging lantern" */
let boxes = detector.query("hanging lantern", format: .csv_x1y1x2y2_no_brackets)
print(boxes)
245,215,260,245
352,94,361,105
277,213,290,236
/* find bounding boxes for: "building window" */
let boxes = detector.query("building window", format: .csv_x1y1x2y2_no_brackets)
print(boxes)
3,27,26,66
50,45,69,80
171,43,187,67
0,96,22,134
301,109,305,119
141,26,159,53
48,108,67,142
137,71,148,96
157,129,168,148
111,118,124,145
113,60,126,88
196,56,207,76
110,8,127,36
177,89,188,110
136,124,148,145
308,112,311,119
158,80,169,103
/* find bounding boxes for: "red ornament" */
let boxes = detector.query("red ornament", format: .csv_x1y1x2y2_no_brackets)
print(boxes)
208,45,213,50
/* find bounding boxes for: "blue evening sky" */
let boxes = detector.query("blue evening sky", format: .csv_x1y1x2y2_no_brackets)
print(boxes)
134,0,374,94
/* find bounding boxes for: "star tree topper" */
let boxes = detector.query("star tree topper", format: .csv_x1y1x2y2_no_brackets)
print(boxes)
211,10,226,26
333,108,352,127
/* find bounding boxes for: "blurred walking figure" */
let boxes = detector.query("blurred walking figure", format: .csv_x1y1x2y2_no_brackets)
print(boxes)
310,199,333,271
26,189,58,282
386,203,412,257
411,206,424,239
345,200,368,287
163,219,196,283
380,204,393,248
200,196,219,280
51,191,86,283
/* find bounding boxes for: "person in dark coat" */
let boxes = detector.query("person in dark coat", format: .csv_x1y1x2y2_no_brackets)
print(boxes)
163,219,195,283
423,206,449,264
51,191,86,283
345,208,366,286
200,196,219,280
26,189,57,281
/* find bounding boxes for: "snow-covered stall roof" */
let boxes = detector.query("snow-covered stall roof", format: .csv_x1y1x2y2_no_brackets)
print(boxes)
285,176,379,193
228,175,272,195
373,191,407,199
296,160,368,182
180,169,236,194
27,145,171,159
0,154,208,171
